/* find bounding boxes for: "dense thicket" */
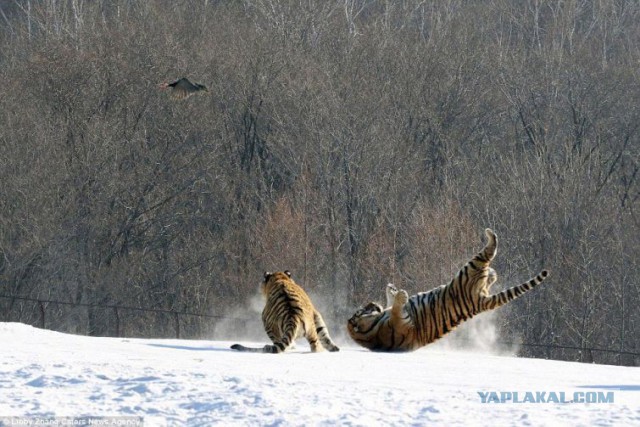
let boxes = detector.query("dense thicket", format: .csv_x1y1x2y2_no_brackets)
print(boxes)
1,0,638,365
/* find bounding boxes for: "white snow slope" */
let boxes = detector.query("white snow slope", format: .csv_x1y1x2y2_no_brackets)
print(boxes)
0,322,638,426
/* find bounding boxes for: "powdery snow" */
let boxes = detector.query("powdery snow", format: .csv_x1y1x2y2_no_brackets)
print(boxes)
0,322,638,426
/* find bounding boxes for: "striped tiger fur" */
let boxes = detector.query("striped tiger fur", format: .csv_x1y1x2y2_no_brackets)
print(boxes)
347,229,549,352
231,271,340,353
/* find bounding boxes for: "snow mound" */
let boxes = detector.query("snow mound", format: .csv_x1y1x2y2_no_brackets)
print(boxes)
0,323,638,426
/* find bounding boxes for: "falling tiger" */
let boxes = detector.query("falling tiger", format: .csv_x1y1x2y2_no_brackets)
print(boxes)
231,271,340,353
347,228,549,352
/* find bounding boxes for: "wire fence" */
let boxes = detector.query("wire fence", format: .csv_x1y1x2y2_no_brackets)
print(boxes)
0,294,638,365
0,294,252,339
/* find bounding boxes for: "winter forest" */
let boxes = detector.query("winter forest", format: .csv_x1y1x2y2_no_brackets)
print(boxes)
0,1,638,366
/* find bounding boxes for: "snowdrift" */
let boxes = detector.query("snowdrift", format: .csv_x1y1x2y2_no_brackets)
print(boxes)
0,323,638,426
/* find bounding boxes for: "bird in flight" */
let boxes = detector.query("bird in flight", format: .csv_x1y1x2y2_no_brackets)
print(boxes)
159,77,208,99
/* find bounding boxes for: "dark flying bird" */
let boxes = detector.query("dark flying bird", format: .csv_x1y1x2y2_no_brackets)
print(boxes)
159,77,208,99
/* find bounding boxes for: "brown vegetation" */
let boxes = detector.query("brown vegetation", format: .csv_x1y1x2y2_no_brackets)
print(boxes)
0,0,638,365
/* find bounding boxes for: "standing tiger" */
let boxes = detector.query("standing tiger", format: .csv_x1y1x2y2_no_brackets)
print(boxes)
231,271,340,353
347,228,549,352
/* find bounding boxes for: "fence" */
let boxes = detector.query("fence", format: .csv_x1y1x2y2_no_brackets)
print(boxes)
0,294,638,365
0,294,252,339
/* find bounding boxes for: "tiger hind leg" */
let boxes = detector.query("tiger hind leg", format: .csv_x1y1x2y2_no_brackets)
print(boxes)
471,228,497,268
480,268,498,297
262,319,300,353
482,270,548,311
312,311,340,352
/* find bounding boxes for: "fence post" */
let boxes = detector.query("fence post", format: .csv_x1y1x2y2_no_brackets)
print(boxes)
113,306,120,337
38,301,45,329
174,312,180,339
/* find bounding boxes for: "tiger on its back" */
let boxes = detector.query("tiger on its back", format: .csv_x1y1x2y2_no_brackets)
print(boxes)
347,229,549,352
231,271,340,353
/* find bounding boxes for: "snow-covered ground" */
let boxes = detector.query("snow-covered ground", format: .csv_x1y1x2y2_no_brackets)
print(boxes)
0,322,638,426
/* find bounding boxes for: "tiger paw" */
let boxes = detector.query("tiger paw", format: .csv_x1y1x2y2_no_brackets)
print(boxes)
487,267,498,287
386,283,398,294
326,344,340,352
395,289,409,305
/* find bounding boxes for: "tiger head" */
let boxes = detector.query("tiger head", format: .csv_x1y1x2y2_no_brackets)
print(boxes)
348,302,383,332
346,302,389,350
261,270,292,296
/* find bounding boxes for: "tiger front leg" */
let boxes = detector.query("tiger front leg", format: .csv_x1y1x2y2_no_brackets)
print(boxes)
385,283,399,308
391,287,409,322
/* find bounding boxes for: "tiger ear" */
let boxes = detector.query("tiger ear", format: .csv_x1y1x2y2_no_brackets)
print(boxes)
264,271,273,281
284,270,292,277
